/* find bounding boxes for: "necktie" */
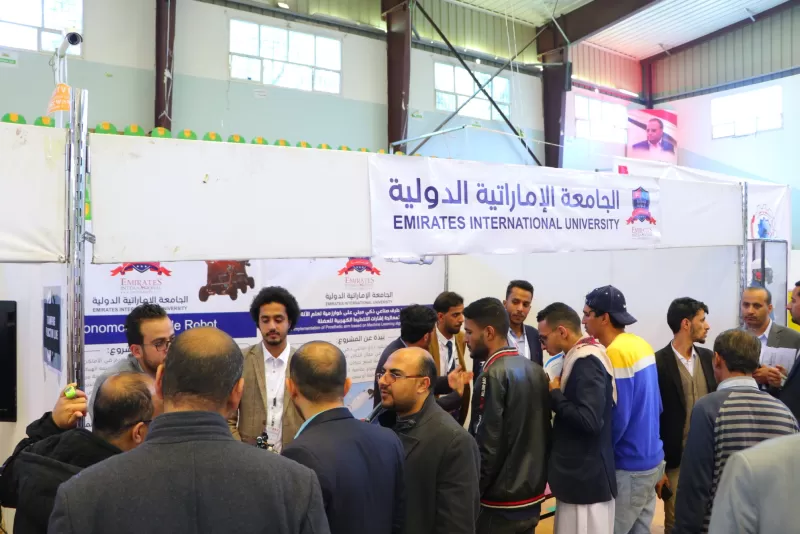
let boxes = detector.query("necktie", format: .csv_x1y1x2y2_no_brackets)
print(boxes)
446,341,454,372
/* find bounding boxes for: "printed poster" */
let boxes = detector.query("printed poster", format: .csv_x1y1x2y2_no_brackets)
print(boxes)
43,286,62,372
626,109,678,164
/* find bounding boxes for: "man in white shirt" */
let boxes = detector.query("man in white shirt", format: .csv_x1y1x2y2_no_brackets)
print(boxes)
429,292,471,422
654,298,717,533
228,286,304,451
499,280,543,368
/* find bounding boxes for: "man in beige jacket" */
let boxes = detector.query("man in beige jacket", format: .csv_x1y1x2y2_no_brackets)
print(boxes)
228,286,304,451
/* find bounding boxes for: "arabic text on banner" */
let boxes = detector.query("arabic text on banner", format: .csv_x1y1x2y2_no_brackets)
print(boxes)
369,157,661,258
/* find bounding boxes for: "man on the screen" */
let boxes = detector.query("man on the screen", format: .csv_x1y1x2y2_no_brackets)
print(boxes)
632,118,675,154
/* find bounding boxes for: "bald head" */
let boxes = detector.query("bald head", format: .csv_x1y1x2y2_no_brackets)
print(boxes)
161,327,243,407
291,341,347,403
93,372,156,439
391,347,437,391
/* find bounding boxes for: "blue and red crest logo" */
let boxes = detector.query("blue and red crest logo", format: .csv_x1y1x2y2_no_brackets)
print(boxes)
110,263,172,276
338,257,381,276
626,187,657,225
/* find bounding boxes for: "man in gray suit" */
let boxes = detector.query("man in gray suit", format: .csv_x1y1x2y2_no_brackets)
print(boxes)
49,327,329,534
741,286,800,389
708,433,800,534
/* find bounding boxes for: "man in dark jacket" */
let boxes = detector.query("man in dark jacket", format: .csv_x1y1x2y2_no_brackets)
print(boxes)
0,373,157,534
777,282,800,420
465,297,552,534
374,346,480,534
283,341,405,534
48,327,329,534
655,298,717,532
537,302,616,534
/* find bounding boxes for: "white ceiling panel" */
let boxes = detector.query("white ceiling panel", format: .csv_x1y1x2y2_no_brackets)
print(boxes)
587,0,791,59
445,0,596,27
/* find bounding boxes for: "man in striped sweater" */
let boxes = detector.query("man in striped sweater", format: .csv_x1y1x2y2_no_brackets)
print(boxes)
583,286,664,534
673,329,799,534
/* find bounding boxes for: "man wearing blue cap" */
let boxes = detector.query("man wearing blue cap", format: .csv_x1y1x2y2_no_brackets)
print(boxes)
582,286,664,534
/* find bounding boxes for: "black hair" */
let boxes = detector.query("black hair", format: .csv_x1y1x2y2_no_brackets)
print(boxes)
433,291,464,314
399,305,437,344
506,280,534,299
290,342,347,403
161,329,244,406
667,298,709,334
713,329,761,374
93,372,155,439
745,286,773,305
419,353,437,392
463,297,510,335
649,118,664,129
587,305,626,330
536,302,581,334
249,286,301,330
125,303,168,346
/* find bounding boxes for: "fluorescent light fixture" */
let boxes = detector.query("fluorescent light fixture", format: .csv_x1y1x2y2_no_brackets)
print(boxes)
277,2,289,8
535,65,543,71
617,88,639,97
476,58,481,64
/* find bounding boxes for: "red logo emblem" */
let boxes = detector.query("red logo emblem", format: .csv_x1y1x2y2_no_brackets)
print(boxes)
338,258,381,276
110,263,172,276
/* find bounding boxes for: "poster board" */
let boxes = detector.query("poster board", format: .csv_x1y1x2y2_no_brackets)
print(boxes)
626,109,678,164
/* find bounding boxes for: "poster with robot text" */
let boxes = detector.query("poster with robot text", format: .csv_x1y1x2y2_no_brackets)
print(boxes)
83,254,444,426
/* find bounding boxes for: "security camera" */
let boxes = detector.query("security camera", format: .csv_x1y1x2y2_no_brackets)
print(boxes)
65,29,83,46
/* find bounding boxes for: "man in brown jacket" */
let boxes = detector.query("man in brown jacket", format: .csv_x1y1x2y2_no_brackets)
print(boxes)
228,286,304,451
429,291,471,424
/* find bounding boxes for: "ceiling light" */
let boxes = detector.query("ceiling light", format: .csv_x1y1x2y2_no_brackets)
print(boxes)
618,88,639,97
277,2,290,9
476,58,481,64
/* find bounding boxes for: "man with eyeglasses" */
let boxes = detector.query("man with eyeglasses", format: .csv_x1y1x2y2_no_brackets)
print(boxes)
373,347,480,534
89,303,174,418
0,372,159,534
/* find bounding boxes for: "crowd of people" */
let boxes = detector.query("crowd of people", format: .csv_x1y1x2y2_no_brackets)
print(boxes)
2,281,800,534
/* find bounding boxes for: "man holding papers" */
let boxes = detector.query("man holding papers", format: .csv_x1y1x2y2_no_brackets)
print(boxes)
537,302,617,534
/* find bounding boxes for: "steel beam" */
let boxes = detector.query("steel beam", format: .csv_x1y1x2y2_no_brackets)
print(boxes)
383,0,412,153
155,0,176,130
541,50,568,168
415,1,542,165
536,0,662,56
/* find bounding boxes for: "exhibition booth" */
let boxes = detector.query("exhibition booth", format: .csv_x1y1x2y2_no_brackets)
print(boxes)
0,92,753,474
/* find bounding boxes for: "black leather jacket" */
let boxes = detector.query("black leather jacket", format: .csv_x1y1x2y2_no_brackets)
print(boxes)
469,347,552,511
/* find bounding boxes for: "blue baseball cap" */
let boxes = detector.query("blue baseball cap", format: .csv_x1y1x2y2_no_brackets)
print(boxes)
585,285,637,326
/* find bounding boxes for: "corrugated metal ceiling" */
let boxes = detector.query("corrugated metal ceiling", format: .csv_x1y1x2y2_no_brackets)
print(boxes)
587,0,792,59
446,0,595,27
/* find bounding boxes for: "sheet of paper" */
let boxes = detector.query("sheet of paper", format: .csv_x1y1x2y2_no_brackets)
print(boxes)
760,347,797,371
544,352,564,381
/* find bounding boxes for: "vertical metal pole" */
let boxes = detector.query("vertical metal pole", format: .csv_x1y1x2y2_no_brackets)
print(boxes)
65,88,89,390
739,182,748,325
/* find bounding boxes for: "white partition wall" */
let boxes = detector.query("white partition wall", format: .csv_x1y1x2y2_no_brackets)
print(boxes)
450,246,741,353
0,123,67,262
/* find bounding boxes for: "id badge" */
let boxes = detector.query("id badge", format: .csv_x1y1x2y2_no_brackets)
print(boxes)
265,421,280,445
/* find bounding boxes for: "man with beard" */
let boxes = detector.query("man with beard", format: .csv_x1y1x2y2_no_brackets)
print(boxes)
89,303,174,417
503,280,544,367
228,286,303,451
465,297,551,534
654,298,717,533
429,292,471,422
374,347,479,534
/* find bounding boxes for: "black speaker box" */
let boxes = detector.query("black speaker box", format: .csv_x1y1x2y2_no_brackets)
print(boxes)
0,301,17,422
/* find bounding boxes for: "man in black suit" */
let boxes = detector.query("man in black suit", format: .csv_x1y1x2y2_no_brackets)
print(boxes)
373,305,467,409
283,341,405,534
48,327,329,534
654,298,717,533
779,282,800,420
499,280,543,368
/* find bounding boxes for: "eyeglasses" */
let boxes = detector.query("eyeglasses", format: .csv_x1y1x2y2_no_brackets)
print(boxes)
376,369,424,385
142,336,175,353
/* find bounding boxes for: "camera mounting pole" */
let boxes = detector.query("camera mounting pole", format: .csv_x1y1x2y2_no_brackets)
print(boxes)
54,29,83,128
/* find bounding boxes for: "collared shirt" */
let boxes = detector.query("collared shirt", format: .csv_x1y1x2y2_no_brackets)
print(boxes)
436,326,455,376
264,341,290,452
508,328,531,361
671,342,698,377
717,376,759,391
757,320,773,349
294,407,337,439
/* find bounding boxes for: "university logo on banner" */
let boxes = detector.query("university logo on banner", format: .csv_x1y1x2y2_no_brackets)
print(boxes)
626,187,657,239
110,262,172,276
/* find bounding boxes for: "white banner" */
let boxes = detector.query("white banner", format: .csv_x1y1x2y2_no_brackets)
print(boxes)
83,252,444,424
369,156,662,258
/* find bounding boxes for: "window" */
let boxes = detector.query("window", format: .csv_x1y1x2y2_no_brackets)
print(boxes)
0,0,82,54
574,94,628,144
229,19,341,94
434,62,511,121
711,85,782,139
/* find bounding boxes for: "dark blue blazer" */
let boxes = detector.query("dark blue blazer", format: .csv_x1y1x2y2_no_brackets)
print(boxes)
632,139,675,153
548,355,617,505
282,407,405,534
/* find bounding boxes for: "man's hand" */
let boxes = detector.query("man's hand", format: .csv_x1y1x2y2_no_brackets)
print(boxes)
753,366,774,385
51,383,88,430
655,473,670,499
766,366,786,388
448,367,466,396
549,376,561,392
